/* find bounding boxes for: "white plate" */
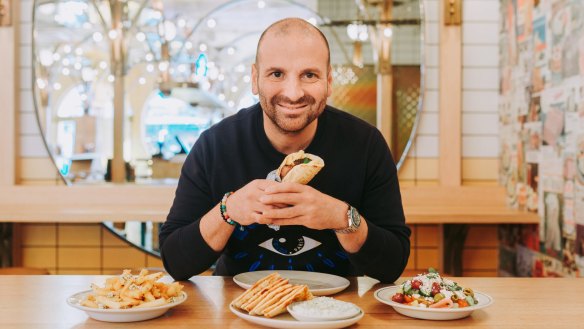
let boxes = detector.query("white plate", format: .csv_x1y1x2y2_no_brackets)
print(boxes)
233,270,350,296
230,304,363,329
66,290,187,322
374,286,493,321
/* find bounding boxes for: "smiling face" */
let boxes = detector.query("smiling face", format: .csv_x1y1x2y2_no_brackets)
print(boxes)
252,19,332,135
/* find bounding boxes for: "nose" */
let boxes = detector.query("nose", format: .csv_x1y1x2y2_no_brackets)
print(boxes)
280,77,304,102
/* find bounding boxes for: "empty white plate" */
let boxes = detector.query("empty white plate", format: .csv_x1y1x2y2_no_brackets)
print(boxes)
233,270,350,296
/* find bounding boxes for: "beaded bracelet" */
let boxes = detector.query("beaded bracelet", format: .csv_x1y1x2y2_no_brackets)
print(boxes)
219,191,238,226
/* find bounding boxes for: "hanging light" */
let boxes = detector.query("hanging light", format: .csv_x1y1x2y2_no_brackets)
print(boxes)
352,41,363,68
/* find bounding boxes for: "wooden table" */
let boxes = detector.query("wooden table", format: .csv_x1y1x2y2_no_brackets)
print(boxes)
0,275,579,328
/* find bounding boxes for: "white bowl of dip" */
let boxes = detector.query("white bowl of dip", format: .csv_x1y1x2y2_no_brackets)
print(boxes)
287,297,362,322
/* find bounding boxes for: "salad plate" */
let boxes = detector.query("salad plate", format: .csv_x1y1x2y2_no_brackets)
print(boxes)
375,286,493,320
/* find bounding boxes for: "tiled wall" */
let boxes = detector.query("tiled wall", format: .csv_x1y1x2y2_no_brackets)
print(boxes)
400,0,501,185
16,222,498,277
404,224,499,277
17,223,162,274
13,0,501,276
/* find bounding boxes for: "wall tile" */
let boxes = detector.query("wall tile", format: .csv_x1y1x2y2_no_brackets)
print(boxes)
425,67,438,89
462,248,498,270
20,135,49,157
103,247,147,270
463,68,499,90
462,158,499,180
418,112,439,135
416,248,440,270
19,112,39,135
58,247,101,268
58,224,101,247
416,225,440,247
425,22,439,44
423,0,439,22
424,90,439,112
463,22,499,44
463,0,500,22
462,113,499,135
465,225,499,247
462,136,499,157
411,135,439,157
463,45,499,67
22,247,56,268
21,224,56,246
19,90,35,113
463,90,499,112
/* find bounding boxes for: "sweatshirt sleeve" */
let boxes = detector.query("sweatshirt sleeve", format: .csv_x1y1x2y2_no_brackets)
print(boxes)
158,136,222,280
346,129,411,283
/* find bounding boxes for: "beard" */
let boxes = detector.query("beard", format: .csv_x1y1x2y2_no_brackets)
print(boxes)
259,92,327,134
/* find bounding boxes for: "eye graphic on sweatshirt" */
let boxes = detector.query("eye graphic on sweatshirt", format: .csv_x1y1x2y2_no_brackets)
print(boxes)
258,236,321,256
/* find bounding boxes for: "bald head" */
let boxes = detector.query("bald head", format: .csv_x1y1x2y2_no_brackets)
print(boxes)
255,18,330,67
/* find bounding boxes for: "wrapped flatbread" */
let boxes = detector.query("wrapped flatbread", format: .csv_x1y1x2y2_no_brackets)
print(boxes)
276,150,324,184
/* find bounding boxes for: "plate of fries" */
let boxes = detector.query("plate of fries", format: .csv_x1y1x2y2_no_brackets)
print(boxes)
66,269,187,322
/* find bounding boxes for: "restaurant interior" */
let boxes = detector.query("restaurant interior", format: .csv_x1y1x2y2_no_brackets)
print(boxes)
3,0,584,327
0,0,582,296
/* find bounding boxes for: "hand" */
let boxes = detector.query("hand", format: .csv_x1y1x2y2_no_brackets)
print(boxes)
257,182,348,230
226,179,281,226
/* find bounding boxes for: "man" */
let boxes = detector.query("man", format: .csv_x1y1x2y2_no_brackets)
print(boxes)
159,18,410,283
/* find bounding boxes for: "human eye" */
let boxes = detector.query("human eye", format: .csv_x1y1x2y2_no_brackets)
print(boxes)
269,71,283,79
302,72,319,82
258,236,321,256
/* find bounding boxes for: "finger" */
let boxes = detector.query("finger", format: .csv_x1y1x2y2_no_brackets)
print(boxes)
262,216,306,227
250,211,266,224
259,193,302,206
261,206,300,219
257,179,281,190
263,182,305,194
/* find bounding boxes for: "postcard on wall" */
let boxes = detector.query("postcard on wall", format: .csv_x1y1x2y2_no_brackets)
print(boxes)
540,146,564,193
574,184,584,225
533,15,548,65
563,195,576,238
524,122,543,163
516,0,534,44
576,134,584,186
516,244,535,277
542,192,564,258
576,224,584,257
528,95,541,122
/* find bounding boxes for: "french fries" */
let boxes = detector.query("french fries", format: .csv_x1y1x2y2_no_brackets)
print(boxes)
231,272,314,318
80,269,184,310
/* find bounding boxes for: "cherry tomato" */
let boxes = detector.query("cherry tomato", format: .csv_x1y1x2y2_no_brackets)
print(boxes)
431,282,441,296
391,293,405,303
411,280,422,290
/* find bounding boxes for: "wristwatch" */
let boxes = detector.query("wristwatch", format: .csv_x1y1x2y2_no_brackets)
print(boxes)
334,203,361,234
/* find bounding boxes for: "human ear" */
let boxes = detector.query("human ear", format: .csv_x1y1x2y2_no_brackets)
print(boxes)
251,63,259,95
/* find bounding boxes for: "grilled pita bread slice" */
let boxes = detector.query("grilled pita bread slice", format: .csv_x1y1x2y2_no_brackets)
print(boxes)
262,285,312,318
248,284,297,316
240,278,289,312
231,273,280,309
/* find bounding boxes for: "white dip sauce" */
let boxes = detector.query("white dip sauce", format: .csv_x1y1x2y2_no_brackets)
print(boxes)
290,297,360,319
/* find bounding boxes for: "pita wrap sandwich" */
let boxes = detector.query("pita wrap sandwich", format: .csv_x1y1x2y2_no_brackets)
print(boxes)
276,150,324,184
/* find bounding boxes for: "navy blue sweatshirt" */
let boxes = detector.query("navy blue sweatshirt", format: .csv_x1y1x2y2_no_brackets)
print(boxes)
159,104,410,283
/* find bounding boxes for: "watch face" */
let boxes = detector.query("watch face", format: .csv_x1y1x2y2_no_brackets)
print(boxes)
350,207,361,228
